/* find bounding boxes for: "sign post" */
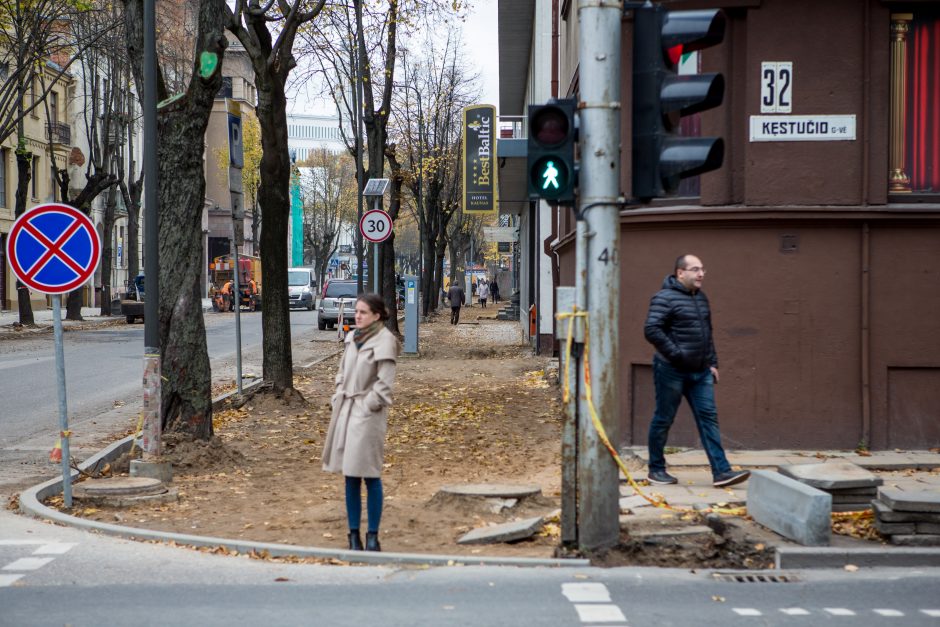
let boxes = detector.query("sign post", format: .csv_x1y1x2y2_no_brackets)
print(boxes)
227,99,245,395
6,203,101,508
361,179,390,294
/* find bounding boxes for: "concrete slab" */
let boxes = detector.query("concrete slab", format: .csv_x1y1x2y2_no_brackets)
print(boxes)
619,495,652,512
629,525,716,543
879,488,940,513
456,516,544,545
438,484,541,499
777,461,883,490
746,470,831,546
874,519,915,535
873,499,940,523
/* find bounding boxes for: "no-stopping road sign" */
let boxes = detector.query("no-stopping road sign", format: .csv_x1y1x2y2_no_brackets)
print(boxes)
6,203,101,294
359,209,393,243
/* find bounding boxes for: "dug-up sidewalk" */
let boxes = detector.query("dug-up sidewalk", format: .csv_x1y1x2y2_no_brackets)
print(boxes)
617,446,940,568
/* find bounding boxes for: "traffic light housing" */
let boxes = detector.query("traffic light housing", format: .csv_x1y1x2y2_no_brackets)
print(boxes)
632,5,726,200
527,99,577,203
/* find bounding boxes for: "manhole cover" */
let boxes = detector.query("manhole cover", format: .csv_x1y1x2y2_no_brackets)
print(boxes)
73,477,166,498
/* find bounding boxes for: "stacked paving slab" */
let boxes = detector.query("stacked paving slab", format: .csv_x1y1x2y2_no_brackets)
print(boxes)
872,488,940,546
778,461,882,512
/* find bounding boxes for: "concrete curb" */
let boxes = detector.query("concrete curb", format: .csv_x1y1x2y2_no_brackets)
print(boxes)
776,546,940,569
18,348,590,569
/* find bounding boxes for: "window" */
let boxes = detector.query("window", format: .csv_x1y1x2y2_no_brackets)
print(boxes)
31,155,40,199
890,8,940,195
0,148,6,208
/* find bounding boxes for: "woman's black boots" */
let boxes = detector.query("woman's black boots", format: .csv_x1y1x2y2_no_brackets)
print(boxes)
348,530,363,551
365,531,381,552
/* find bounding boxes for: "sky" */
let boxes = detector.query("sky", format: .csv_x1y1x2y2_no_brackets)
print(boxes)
287,0,500,115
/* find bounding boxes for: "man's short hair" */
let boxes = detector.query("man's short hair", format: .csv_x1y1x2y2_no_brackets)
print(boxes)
675,254,692,273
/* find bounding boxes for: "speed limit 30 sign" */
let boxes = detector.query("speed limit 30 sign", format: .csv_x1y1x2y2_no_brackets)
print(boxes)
359,209,393,243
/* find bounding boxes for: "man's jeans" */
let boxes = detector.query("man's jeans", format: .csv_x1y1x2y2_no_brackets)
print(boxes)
648,357,732,479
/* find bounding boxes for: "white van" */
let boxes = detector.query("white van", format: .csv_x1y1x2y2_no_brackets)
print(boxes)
288,267,317,310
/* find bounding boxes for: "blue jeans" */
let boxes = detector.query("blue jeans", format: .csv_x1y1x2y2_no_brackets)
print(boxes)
648,358,732,479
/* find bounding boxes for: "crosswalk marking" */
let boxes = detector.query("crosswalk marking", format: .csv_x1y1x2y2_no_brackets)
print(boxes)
33,543,77,555
562,583,612,603
824,608,856,616
922,610,940,617
0,574,24,587
733,609,762,616
573,604,627,623
873,609,904,617
2,557,55,571
780,608,810,615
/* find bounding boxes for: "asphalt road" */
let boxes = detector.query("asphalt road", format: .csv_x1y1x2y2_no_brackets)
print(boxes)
0,309,326,448
1,512,939,626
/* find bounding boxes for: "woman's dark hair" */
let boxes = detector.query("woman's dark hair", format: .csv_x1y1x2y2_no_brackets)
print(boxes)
357,292,389,321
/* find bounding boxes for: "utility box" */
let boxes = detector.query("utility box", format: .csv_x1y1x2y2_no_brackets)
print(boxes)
403,275,420,354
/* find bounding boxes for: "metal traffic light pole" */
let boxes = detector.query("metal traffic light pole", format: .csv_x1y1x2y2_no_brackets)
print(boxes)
575,0,623,551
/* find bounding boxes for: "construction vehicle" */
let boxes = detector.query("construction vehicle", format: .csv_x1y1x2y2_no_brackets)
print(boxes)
120,274,146,323
210,254,262,312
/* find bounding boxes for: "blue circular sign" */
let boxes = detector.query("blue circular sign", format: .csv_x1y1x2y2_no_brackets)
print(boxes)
6,203,101,295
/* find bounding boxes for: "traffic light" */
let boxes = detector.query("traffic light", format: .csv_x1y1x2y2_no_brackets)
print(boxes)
632,5,726,200
527,99,577,203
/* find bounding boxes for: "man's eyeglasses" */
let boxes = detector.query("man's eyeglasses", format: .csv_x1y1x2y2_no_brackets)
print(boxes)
681,266,706,274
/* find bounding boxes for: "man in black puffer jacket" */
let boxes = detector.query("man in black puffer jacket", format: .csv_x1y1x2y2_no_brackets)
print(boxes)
643,254,749,489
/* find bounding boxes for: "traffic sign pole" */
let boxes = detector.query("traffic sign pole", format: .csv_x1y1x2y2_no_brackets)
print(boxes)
373,197,380,293
6,203,102,510
51,294,72,508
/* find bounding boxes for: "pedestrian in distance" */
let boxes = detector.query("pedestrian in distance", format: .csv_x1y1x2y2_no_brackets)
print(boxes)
490,279,500,304
643,254,750,489
322,293,401,552
447,282,465,325
478,279,489,308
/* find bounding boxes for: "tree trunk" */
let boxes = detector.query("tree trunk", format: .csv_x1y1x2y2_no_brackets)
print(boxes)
99,185,118,316
14,148,35,325
123,0,227,439
255,78,293,392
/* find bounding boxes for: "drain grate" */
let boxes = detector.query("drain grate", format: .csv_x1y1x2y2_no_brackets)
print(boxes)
714,573,800,584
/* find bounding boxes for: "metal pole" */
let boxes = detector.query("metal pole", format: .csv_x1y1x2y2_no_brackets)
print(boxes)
51,294,71,508
373,197,380,293
142,0,161,458
417,91,423,299
232,242,243,395
576,0,622,550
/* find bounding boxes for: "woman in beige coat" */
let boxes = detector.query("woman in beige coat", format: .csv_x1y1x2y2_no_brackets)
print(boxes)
322,293,399,551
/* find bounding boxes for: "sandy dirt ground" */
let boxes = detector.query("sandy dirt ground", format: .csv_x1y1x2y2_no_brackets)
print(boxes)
61,305,568,559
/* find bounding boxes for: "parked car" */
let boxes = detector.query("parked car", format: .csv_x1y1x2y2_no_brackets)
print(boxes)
288,267,317,310
317,280,359,330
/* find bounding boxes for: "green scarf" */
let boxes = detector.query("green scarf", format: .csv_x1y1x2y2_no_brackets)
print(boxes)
353,320,382,349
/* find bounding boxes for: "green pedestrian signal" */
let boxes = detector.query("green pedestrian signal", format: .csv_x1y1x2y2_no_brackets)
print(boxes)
527,100,577,203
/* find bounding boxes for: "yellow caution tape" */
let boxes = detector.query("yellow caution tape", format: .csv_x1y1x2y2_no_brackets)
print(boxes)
557,306,744,516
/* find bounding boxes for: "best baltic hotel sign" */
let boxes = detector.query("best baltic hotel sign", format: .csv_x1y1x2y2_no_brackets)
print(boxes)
462,104,498,215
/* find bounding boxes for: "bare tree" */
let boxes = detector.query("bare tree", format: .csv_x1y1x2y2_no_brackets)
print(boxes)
221,0,327,396
0,0,109,324
122,0,228,439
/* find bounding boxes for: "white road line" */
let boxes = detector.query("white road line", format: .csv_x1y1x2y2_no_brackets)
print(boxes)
779,608,810,615
873,609,904,617
0,574,24,587
824,608,856,616
732,609,762,616
2,557,55,571
562,582,612,603
573,604,627,623
921,610,940,617
33,543,76,555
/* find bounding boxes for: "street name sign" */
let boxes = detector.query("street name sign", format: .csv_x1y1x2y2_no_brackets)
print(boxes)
359,209,393,243
7,203,101,294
